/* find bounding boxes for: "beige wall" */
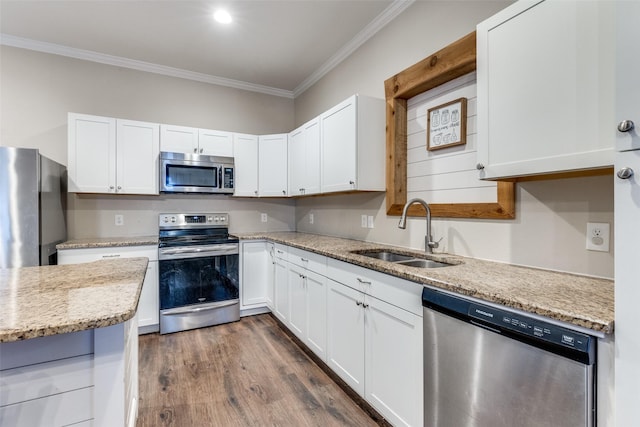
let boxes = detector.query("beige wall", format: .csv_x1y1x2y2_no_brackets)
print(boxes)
293,0,614,278
0,45,297,238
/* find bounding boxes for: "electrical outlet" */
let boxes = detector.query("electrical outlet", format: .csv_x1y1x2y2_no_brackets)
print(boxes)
367,215,374,229
586,222,610,252
309,213,314,224
361,214,367,228
260,213,268,223
115,214,124,226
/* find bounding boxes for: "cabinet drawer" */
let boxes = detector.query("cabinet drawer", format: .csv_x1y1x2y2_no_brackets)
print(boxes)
273,243,288,262
327,258,423,316
288,246,327,275
1,354,93,406
59,245,158,264
0,387,93,427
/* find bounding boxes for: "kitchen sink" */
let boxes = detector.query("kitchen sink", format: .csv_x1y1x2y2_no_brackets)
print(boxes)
395,259,451,269
358,251,413,262
353,250,455,268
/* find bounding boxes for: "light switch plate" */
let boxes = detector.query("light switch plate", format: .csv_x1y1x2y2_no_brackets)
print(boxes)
367,215,374,229
586,222,610,252
361,214,367,228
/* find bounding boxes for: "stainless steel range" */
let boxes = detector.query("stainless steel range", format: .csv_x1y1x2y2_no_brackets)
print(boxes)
158,213,239,334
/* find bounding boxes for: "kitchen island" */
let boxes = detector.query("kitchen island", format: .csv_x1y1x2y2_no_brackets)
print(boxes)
0,258,148,427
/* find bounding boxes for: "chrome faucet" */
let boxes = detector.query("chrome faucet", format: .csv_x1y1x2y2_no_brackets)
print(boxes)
398,198,439,253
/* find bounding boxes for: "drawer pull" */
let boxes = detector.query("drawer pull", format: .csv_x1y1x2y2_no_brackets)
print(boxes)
357,277,371,285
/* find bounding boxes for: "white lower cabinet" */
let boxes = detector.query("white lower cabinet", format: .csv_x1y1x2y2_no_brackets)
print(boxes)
326,274,423,427
240,241,269,310
239,241,422,426
273,245,289,323
58,245,159,334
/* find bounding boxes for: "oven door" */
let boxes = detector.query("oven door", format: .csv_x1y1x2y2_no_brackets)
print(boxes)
159,243,238,309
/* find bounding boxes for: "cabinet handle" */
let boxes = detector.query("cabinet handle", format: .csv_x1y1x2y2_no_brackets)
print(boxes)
193,148,198,153
476,163,485,170
357,277,371,285
356,301,363,306
282,190,286,195
618,120,635,133
363,303,369,309
349,180,355,185
109,185,115,190
117,186,122,190
300,258,308,262
200,148,204,153
102,254,120,258
617,167,635,180
254,190,258,195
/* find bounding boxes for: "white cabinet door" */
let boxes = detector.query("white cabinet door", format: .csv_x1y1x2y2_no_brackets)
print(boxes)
68,113,116,193
240,241,269,310
615,1,640,153
258,133,288,197
273,256,289,324
365,296,423,427
305,269,327,361
160,124,198,154
289,118,321,196
199,128,234,157
233,133,259,197
265,242,275,310
138,260,159,333
116,119,159,195
614,3,640,423
288,263,306,340
476,0,615,179
321,96,357,193
326,279,365,396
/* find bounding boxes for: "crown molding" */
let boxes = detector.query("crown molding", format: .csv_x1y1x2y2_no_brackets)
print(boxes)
0,33,295,99
0,0,412,100
292,0,415,98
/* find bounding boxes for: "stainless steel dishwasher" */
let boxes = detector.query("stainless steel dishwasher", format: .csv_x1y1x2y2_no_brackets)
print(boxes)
422,287,596,427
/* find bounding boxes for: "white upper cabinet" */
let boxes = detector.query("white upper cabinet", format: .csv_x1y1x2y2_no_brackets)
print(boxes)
258,133,288,197
476,0,615,179
68,113,159,194
615,1,640,152
199,128,234,156
289,118,321,196
320,95,385,193
233,133,259,197
160,124,234,156
159,124,198,153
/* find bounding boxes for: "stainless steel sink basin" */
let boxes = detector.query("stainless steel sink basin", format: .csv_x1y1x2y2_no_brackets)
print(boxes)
395,259,452,269
353,250,455,268
358,251,413,262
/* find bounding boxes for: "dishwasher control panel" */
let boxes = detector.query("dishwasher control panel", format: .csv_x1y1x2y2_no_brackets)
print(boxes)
468,302,592,352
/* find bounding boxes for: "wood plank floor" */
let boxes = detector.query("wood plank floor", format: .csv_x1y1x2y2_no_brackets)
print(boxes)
137,314,380,426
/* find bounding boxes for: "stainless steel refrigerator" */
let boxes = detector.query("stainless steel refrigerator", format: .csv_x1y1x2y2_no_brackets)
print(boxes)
0,147,67,268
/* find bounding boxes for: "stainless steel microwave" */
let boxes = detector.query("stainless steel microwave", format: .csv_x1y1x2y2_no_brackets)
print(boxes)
160,151,234,194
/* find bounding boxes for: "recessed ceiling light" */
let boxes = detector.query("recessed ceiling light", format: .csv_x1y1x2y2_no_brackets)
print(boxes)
213,9,232,24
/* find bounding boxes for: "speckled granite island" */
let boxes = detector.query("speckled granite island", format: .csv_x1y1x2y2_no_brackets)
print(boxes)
0,258,148,427
235,231,614,334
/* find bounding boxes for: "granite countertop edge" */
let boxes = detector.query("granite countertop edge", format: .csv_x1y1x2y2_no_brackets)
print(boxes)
0,258,148,343
234,231,614,335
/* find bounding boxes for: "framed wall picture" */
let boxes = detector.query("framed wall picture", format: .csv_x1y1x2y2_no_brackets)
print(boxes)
427,97,467,151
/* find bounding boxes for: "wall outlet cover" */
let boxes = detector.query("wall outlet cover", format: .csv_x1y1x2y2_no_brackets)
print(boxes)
309,213,314,224
260,213,268,223
115,214,124,226
361,214,367,228
367,215,374,229
586,222,610,252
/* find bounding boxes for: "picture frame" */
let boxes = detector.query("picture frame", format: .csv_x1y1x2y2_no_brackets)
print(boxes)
427,97,467,151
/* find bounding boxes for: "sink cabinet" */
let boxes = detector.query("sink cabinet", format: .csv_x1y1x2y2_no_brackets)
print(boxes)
326,258,423,427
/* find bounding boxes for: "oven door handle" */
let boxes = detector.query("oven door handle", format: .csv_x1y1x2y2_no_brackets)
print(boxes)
162,300,239,315
159,243,238,259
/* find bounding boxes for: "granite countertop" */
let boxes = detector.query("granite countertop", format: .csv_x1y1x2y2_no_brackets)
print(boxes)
235,232,614,334
57,235,158,250
0,258,148,343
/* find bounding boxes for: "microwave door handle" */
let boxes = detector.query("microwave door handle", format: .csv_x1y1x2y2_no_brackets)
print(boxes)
219,167,222,188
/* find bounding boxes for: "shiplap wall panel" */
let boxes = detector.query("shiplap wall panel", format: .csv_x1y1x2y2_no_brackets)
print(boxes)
406,72,498,204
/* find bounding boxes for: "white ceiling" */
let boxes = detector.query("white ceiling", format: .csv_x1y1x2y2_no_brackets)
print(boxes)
0,0,413,98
